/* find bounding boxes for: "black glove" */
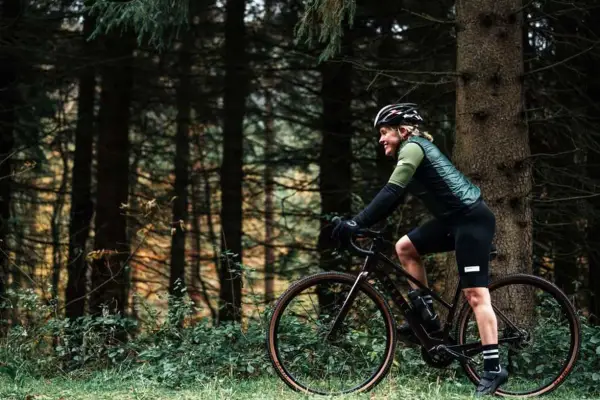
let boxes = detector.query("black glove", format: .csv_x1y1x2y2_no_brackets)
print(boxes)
331,218,360,244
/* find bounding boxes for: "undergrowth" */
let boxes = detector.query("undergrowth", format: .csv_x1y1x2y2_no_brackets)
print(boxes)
0,287,599,398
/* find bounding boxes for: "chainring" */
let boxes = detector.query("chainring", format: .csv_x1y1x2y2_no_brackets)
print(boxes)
420,333,457,368
421,345,455,368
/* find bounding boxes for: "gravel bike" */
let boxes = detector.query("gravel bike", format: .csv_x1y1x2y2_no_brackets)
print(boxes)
266,225,581,396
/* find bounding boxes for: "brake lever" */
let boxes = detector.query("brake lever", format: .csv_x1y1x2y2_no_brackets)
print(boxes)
330,217,379,257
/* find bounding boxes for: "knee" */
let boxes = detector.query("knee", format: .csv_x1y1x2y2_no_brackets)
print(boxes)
395,236,419,262
463,288,488,309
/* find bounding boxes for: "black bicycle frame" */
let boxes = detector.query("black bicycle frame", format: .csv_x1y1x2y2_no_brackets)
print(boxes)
327,235,521,360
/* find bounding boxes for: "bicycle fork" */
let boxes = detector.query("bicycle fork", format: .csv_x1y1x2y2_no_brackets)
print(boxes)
325,270,370,342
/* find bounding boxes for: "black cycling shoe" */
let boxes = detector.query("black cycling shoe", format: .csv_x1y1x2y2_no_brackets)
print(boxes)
475,368,508,396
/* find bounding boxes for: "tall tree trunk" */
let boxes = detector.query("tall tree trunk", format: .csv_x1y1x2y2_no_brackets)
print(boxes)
588,130,600,322
66,15,96,319
126,141,142,319
89,27,135,316
454,0,531,280
374,15,397,193
10,200,22,323
554,245,578,295
373,13,409,251
218,0,249,323
547,13,581,296
588,228,600,323
51,142,69,302
191,172,217,321
263,87,276,304
169,27,193,301
198,131,219,324
263,0,276,305
317,30,354,277
585,7,600,323
316,31,354,311
0,0,21,328
524,6,550,278
190,179,202,309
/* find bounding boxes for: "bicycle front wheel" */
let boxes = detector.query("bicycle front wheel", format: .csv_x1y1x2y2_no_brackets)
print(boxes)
456,274,581,397
266,271,397,395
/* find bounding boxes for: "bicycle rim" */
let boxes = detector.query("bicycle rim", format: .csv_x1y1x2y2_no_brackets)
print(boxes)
266,271,397,395
457,274,581,397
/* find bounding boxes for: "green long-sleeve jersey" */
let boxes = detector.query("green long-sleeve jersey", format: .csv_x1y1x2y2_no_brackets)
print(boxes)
388,136,481,219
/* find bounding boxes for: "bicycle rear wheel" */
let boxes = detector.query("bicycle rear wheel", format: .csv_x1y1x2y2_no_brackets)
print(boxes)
266,271,397,395
456,274,581,397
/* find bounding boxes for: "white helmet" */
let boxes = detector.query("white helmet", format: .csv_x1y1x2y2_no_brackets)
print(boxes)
374,103,424,128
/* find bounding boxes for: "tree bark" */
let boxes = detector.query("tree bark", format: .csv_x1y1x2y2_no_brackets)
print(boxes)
66,15,96,319
454,0,531,281
316,28,354,288
89,28,135,316
0,0,21,328
585,7,600,323
199,134,220,324
218,0,249,323
374,15,397,193
191,173,217,322
10,200,24,323
546,12,582,296
51,142,69,302
168,26,193,301
263,81,276,304
553,238,578,295
263,0,276,305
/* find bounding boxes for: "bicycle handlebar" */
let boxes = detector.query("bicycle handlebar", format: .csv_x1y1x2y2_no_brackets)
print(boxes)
331,217,382,257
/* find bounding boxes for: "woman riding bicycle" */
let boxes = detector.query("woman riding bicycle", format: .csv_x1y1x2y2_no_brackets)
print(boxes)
332,103,508,396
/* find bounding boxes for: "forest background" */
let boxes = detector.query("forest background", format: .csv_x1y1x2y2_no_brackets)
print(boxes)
1,0,600,398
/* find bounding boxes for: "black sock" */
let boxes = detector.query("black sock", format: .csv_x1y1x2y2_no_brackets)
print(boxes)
482,344,500,372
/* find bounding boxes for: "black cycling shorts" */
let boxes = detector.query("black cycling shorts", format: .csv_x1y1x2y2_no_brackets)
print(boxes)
406,200,496,288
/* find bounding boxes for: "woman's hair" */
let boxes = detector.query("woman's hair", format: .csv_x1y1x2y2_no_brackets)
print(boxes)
405,125,434,142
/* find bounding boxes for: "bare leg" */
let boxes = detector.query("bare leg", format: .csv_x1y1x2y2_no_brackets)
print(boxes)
395,235,442,333
466,287,507,394
395,235,427,289
462,287,497,345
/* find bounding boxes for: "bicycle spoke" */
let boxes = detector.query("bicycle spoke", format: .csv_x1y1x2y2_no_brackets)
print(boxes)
457,275,580,397
268,272,396,395
492,303,521,332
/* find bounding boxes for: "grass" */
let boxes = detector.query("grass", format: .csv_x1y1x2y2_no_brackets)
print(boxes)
0,369,596,400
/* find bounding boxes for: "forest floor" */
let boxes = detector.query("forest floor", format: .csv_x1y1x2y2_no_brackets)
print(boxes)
0,371,594,400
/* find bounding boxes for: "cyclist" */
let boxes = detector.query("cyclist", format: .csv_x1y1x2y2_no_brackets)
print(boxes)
331,103,508,396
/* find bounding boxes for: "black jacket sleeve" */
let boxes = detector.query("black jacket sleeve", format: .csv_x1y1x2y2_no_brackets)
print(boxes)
353,182,405,228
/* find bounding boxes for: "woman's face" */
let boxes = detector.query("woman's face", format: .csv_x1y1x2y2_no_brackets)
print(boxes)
378,126,411,156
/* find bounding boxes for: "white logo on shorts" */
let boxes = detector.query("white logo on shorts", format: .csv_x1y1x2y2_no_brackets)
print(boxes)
464,266,480,273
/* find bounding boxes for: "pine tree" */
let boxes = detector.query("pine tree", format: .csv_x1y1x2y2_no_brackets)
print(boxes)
89,22,136,317
218,0,250,323
66,13,97,319
0,0,23,329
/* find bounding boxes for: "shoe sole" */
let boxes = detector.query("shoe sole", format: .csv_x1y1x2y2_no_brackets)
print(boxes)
476,374,508,396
